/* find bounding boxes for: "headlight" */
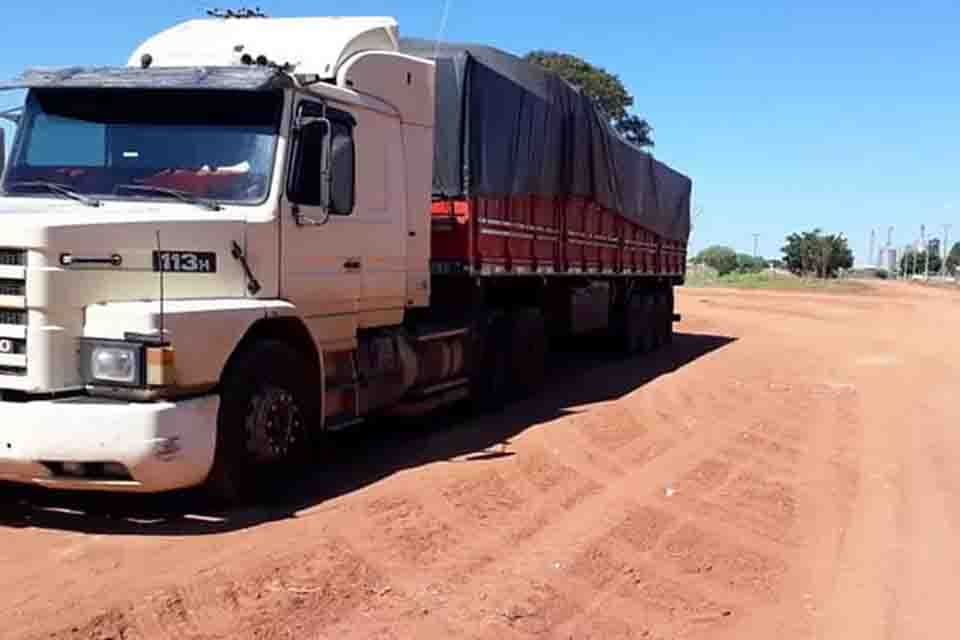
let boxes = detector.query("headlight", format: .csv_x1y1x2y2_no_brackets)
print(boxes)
78,339,146,387
92,346,139,383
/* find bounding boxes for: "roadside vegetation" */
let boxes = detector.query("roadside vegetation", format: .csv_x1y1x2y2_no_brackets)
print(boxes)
687,228,867,291
684,267,869,291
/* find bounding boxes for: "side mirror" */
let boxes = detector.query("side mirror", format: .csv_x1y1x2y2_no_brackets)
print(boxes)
288,118,331,209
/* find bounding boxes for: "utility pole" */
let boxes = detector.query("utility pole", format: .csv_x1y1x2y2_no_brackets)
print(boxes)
869,228,876,267
943,224,952,277
887,226,895,278
919,225,926,279
752,233,760,259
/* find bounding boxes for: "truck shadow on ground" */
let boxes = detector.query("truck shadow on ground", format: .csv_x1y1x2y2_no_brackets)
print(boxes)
0,331,735,535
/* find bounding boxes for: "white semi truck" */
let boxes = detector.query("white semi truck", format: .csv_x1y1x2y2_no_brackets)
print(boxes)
0,15,691,503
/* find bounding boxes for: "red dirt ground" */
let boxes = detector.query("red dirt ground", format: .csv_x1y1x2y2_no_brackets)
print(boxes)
2,280,959,639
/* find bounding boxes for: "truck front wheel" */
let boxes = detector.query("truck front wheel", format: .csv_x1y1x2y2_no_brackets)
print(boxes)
204,340,317,506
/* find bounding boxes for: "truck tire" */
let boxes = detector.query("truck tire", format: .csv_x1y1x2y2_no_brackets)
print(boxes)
649,293,663,349
508,308,546,398
469,314,510,412
639,295,657,353
662,287,675,345
203,340,317,506
617,297,643,355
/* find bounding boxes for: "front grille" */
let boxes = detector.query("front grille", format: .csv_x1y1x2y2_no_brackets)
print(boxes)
0,247,28,378
0,309,26,325
0,249,26,266
0,279,24,296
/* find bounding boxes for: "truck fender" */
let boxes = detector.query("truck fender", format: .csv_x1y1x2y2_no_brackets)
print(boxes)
82,298,316,391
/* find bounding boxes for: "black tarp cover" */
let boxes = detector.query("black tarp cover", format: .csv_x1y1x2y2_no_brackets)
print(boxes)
399,38,691,244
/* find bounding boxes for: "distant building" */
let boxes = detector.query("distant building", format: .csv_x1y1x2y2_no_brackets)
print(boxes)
878,247,898,273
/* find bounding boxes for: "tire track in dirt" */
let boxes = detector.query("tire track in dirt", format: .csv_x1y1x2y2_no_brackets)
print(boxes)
318,347,843,638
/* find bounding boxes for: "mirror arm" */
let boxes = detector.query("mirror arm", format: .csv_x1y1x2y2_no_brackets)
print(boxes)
290,108,333,225
292,202,331,227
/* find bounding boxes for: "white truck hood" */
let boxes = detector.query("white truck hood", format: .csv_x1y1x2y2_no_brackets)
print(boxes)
0,196,250,305
0,197,244,237
0,197,252,391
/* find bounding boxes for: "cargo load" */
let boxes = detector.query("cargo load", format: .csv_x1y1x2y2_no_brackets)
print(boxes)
399,38,692,246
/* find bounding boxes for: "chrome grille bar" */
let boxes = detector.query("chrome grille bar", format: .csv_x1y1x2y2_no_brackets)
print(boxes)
0,279,25,297
0,249,26,266
0,309,26,325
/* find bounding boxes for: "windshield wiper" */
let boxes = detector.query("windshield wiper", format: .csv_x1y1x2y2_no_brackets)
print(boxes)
6,181,101,207
115,184,222,211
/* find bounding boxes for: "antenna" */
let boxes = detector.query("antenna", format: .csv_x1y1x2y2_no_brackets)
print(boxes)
433,0,452,58
156,230,166,344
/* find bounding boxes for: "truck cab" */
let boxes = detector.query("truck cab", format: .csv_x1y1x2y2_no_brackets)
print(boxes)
0,16,443,501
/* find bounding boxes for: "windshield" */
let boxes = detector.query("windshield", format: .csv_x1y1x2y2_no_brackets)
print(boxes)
2,88,283,204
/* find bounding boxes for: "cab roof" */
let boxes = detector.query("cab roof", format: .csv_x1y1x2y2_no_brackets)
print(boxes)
127,16,400,79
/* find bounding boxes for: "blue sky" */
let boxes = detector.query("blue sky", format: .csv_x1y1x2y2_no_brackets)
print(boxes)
2,1,958,261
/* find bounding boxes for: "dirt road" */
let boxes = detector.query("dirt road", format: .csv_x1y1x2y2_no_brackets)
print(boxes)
3,281,960,639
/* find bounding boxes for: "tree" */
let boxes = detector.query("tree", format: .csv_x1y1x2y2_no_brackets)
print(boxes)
524,51,654,148
947,242,960,276
695,245,738,276
781,229,852,278
735,253,766,273
614,115,654,147
900,249,942,276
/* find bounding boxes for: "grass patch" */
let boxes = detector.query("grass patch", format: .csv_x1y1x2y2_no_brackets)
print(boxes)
684,269,870,292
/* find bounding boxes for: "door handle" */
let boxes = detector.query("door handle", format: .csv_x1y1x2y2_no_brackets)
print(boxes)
343,259,362,270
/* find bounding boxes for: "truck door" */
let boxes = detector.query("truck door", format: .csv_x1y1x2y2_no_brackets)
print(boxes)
280,97,364,348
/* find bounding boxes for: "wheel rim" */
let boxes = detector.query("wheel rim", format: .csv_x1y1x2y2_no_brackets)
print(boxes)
244,385,303,463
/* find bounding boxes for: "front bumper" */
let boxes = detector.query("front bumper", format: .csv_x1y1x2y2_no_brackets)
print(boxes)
0,394,219,493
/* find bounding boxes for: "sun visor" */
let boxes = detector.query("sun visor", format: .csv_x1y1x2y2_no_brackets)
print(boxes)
0,66,291,92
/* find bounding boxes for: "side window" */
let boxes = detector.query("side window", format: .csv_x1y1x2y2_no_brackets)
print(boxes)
329,119,355,216
288,101,355,215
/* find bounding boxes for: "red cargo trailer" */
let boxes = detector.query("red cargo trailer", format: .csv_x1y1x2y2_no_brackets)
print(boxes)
396,37,692,408
430,196,686,277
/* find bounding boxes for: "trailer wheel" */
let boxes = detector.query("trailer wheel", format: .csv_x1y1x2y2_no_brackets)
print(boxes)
508,309,546,398
617,296,643,355
662,287,675,345
639,295,657,353
470,314,510,412
204,340,316,506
